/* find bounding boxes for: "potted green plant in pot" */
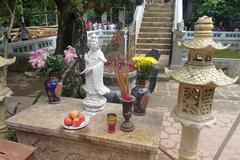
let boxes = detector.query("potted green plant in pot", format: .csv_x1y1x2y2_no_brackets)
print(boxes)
29,46,77,104
131,56,158,116
115,64,135,132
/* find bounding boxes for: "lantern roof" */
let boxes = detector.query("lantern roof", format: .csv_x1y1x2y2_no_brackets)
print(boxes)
179,16,229,50
179,39,229,50
166,16,238,86
0,56,16,68
165,65,238,87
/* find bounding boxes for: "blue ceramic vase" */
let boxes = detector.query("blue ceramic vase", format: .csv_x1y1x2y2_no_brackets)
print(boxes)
44,75,62,104
131,80,150,116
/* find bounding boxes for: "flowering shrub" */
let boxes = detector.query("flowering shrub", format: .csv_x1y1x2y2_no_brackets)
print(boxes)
29,46,77,77
132,56,158,80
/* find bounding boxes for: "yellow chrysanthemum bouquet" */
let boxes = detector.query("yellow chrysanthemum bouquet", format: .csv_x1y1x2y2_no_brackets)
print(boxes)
132,56,158,80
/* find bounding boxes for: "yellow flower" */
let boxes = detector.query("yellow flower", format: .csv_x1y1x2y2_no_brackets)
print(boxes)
132,56,159,80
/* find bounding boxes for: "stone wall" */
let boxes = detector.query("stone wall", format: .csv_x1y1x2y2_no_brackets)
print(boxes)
17,131,151,160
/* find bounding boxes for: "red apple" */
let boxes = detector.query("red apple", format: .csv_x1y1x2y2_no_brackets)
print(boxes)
64,116,73,126
72,118,81,127
79,114,85,123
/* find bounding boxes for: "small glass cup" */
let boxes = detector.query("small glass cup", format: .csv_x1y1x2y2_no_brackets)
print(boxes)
107,113,117,134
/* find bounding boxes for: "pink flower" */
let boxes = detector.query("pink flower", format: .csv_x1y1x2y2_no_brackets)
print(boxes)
29,48,48,68
29,57,45,68
66,45,76,55
64,45,77,63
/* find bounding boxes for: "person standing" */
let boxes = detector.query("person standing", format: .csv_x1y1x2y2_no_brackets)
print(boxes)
19,23,29,41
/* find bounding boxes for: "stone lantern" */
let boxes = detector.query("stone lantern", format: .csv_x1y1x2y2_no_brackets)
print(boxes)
165,16,238,160
0,56,15,130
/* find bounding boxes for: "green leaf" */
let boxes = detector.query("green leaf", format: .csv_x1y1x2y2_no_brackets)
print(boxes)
32,90,44,105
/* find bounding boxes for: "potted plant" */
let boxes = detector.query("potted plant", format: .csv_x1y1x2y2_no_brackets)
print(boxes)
131,56,158,116
29,46,77,104
115,63,135,132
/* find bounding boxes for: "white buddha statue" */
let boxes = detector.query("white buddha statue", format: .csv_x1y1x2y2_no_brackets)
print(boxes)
82,34,110,114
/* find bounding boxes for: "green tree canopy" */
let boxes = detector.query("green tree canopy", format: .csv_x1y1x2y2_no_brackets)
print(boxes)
193,0,240,29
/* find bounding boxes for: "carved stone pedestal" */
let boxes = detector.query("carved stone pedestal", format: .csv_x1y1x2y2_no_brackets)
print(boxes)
83,94,107,116
178,125,201,160
6,97,163,160
171,108,214,160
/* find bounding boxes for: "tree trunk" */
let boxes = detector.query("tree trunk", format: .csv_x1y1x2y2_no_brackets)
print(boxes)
54,0,87,55
54,0,88,98
3,0,17,83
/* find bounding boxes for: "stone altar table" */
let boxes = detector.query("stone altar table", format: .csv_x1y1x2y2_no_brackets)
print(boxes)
6,97,163,160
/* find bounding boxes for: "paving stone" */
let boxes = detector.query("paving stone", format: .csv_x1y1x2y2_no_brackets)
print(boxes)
160,131,169,139
165,127,178,134
163,121,172,127
160,139,175,148
172,123,182,130
169,134,181,143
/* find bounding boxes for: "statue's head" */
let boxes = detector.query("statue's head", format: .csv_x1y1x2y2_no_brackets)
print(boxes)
89,34,99,52
90,40,99,52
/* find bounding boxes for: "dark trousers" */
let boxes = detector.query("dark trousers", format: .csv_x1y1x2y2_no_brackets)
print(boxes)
148,68,159,93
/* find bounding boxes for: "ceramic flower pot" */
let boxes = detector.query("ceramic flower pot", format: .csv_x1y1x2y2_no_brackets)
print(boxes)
120,95,135,132
131,80,150,116
44,74,62,104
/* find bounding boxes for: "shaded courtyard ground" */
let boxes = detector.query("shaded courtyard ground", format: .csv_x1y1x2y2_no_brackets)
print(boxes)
5,72,240,160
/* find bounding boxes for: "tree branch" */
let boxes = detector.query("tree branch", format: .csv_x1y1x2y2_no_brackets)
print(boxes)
3,0,13,15
7,0,18,35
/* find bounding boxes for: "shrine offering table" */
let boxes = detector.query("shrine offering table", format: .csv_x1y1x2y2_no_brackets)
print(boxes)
6,97,163,160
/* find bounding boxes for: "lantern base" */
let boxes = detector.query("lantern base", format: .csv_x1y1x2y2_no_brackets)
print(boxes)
171,107,215,129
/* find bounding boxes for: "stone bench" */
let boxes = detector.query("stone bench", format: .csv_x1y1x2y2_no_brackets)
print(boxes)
6,97,163,160
0,139,36,160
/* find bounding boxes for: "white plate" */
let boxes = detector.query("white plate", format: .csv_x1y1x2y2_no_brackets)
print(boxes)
62,116,90,130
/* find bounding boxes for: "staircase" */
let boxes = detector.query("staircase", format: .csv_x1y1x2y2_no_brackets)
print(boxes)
135,3,174,56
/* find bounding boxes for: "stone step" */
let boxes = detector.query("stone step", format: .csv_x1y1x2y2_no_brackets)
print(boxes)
145,4,173,8
144,12,173,17
136,43,171,50
140,27,172,32
145,6,173,12
142,17,173,22
141,22,173,27
135,48,170,55
137,38,171,43
138,32,172,38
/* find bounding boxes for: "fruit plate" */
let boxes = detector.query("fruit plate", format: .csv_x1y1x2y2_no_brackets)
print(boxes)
61,116,90,130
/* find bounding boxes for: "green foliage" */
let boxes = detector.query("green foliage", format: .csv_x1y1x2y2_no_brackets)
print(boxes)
32,90,44,105
69,0,83,5
214,49,240,59
43,55,68,76
0,129,17,142
193,0,240,26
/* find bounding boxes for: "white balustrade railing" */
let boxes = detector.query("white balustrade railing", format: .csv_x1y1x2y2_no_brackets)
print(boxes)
183,31,240,49
0,29,116,55
134,0,146,44
0,36,57,55
87,29,116,47
173,0,183,31
128,0,146,55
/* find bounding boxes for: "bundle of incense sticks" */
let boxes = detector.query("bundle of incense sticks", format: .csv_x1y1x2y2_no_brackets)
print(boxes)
115,64,130,99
